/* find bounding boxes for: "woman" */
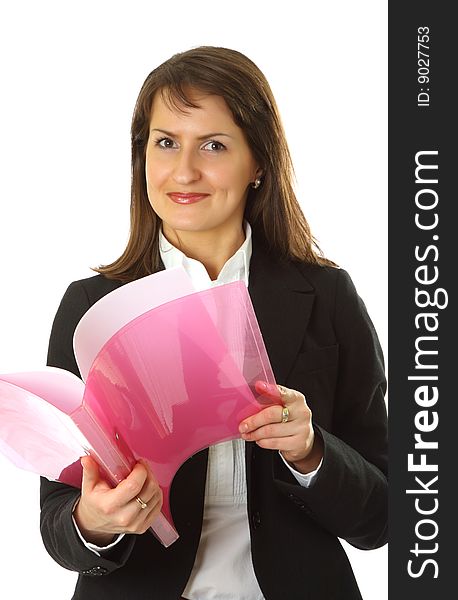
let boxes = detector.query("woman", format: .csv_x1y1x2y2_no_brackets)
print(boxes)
41,46,387,600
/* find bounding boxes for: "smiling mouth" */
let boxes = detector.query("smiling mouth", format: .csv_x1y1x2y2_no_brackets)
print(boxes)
167,193,210,205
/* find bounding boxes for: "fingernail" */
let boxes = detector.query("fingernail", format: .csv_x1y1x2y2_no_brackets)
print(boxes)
261,383,281,398
239,423,248,433
257,380,280,397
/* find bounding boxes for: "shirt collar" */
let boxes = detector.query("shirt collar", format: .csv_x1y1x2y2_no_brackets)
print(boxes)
159,221,252,289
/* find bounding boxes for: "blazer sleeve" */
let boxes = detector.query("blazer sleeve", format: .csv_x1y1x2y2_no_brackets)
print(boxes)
273,268,388,550
40,280,136,575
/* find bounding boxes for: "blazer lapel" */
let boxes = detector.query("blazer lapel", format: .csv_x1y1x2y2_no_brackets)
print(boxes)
248,240,315,385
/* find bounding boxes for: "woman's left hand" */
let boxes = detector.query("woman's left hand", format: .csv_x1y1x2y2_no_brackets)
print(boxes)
239,381,324,474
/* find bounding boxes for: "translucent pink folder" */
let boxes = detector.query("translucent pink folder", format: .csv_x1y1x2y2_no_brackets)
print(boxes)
0,269,278,548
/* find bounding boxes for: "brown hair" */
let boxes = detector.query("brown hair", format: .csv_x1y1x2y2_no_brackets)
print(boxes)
94,46,337,281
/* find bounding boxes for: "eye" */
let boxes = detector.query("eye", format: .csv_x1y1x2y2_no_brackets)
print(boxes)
202,140,226,152
155,137,177,149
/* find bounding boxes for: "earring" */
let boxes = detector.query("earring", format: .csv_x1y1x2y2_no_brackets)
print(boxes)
251,178,262,189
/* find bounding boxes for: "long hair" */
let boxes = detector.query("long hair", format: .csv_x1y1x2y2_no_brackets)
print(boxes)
94,46,337,281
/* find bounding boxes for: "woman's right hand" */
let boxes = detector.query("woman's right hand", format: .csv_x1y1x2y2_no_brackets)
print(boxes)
73,455,163,546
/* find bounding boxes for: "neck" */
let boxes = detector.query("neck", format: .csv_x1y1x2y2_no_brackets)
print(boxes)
162,223,246,280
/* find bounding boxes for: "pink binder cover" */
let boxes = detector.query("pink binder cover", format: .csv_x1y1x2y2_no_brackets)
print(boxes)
72,281,277,526
0,276,277,548
74,266,196,382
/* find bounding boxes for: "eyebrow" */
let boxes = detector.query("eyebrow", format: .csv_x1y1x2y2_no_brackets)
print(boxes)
150,128,233,140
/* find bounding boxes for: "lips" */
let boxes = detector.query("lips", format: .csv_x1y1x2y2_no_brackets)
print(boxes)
167,192,210,205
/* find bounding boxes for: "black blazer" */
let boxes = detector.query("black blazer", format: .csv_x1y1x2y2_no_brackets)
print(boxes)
40,236,387,600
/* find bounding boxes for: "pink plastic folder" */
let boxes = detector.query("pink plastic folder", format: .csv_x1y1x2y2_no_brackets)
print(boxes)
0,269,277,547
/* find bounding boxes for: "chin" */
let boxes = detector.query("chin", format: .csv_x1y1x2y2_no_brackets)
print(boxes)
159,214,212,233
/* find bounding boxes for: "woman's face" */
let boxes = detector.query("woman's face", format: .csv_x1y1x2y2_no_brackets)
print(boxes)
145,88,261,241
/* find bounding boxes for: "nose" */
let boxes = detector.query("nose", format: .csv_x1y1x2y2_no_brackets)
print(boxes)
172,147,201,184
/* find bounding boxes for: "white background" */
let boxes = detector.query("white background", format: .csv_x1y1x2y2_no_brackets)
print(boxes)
0,1,387,598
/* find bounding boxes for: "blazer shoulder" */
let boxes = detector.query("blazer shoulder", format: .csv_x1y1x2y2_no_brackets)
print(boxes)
289,262,368,324
293,261,351,295
47,274,125,375
65,273,126,307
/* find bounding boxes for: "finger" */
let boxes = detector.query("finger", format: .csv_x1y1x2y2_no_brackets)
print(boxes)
239,404,285,434
135,467,162,507
126,483,164,534
144,489,163,524
276,384,307,408
105,480,163,536
113,462,149,506
80,455,104,494
275,386,310,426
241,420,302,442
254,380,298,403
135,484,163,520
254,380,282,401
255,434,305,452
254,381,307,411
112,463,160,530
